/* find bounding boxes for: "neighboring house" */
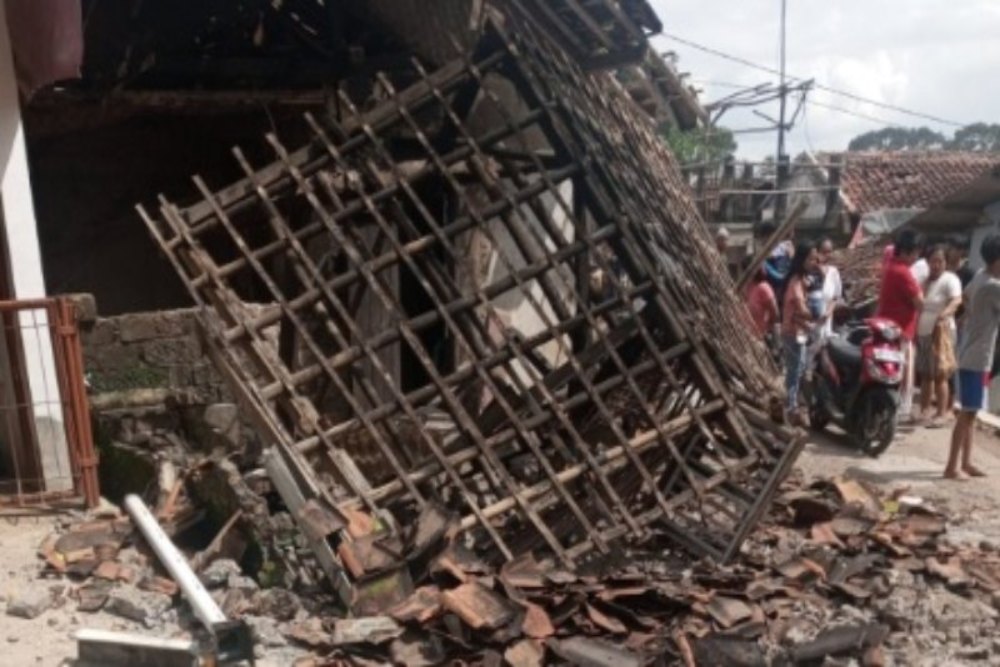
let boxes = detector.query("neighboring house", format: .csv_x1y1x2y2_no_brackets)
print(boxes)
787,151,1000,244
904,163,1000,269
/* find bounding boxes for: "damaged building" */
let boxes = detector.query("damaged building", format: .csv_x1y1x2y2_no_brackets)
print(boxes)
0,0,804,657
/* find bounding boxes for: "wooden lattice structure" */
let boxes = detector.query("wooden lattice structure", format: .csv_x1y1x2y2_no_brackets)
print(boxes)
139,3,801,600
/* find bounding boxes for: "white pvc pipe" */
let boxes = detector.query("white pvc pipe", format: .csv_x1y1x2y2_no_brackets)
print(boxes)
124,494,227,628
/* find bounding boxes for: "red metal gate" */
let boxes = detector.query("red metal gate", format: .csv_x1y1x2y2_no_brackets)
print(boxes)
0,298,98,509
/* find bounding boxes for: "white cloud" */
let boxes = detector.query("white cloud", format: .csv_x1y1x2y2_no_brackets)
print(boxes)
648,0,1000,158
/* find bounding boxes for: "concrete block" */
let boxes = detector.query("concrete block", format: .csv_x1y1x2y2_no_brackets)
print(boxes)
5,588,53,619
203,403,241,449
105,588,173,627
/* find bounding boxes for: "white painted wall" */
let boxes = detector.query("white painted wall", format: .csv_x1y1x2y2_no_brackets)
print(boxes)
486,179,577,389
0,3,71,491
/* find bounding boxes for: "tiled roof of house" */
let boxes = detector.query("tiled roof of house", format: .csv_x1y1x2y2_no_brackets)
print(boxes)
840,151,1000,215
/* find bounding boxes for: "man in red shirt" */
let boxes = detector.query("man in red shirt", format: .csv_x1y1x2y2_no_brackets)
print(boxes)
877,230,924,422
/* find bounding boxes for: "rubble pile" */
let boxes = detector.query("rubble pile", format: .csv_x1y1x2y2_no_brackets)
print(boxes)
25,468,1000,666
138,0,801,614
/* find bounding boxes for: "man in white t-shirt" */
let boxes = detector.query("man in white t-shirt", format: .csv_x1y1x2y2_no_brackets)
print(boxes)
916,245,963,423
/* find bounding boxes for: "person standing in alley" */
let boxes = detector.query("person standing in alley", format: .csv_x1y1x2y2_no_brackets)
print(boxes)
945,234,1000,479
817,238,843,337
877,230,923,424
781,242,820,425
916,245,962,426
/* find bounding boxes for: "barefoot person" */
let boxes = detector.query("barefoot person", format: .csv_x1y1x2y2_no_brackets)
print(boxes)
945,234,1000,479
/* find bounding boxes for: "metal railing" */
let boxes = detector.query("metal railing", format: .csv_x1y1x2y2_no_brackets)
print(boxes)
0,298,99,509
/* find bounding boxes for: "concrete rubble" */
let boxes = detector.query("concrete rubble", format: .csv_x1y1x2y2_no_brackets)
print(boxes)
17,466,1000,665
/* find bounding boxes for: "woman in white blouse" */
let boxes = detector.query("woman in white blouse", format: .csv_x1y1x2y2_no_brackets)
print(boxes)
916,245,962,425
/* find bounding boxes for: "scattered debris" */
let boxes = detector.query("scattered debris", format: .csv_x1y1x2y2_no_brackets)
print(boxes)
24,468,1000,665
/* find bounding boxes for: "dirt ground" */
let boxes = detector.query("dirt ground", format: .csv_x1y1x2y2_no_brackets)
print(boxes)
2,421,1000,665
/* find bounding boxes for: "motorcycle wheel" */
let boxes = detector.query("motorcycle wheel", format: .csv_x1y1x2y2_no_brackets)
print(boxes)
851,389,897,457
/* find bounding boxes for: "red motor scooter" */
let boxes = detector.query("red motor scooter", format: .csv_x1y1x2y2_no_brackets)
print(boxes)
806,317,904,457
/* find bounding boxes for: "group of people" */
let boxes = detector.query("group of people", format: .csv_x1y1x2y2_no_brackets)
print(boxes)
739,223,1000,479
876,230,1000,479
744,234,843,425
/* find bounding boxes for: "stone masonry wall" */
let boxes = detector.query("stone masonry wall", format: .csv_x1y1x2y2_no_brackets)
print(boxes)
76,303,254,500
81,308,225,403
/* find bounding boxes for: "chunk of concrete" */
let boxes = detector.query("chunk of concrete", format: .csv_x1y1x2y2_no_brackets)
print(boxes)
6,588,52,619
202,403,241,449
200,559,242,589
244,615,287,648
252,588,301,622
105,588,173,627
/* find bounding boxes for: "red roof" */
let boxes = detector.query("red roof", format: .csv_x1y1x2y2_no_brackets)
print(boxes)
840,151,1000,215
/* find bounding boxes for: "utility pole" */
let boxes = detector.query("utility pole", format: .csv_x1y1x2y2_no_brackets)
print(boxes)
774,0,790,223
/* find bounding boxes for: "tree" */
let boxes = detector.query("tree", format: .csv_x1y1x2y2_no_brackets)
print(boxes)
949,123,1000,152
846,123,1000,153
661,124,737,164
847,127,947,151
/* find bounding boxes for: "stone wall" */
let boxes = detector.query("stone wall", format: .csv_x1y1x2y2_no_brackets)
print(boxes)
81,307,225,405
78,304,253,500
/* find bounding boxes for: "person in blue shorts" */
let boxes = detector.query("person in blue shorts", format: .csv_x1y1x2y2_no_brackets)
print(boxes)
945,234,1000,479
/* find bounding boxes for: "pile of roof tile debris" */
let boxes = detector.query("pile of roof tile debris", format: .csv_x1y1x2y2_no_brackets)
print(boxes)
134,0,800,613
836,241,886,310
31,466,1000,665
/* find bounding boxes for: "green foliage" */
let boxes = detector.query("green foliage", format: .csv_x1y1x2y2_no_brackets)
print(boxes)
847,127,947,151
661,124,737,164
847,123,1000,152
949,123,1000,152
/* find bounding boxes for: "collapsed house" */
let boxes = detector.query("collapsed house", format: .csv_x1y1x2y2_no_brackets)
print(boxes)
133,0,801,605
1,0,801,621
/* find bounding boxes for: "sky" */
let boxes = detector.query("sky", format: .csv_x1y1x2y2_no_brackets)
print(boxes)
648,0,1000,159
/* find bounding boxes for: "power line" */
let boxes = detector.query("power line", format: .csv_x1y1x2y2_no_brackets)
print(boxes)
660,31,966,127
692,79,907,128
806,99,902,128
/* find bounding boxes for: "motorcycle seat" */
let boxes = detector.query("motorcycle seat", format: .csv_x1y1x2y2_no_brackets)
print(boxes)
828,336,863,369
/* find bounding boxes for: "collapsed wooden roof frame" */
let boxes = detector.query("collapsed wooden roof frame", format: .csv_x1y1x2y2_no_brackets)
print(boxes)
139,2,801,608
